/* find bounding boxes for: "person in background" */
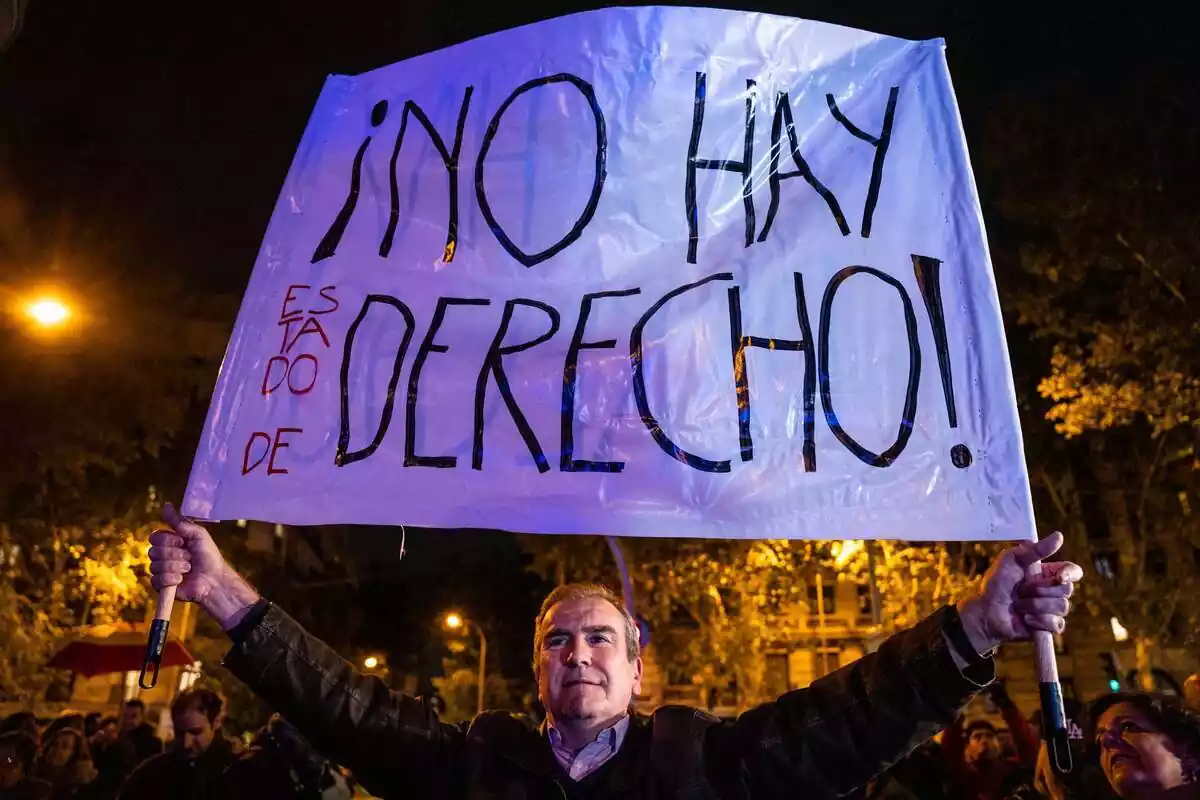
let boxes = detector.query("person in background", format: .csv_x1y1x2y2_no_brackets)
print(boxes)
1090,692,1200,799
33,728,95,800
0,716,40,753
115,703,159,767
75,719,135,800
116,688,236,800
997,728,1017,761
87,723,117,751
215,714,352,800
39,717,83,749
943,681,1040,800
0,732,52,800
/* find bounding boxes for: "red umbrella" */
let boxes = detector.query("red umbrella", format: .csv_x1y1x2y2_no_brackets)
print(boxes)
47,627,195,678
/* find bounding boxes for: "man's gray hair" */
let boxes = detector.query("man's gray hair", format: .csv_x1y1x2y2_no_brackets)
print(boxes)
532,583,639,677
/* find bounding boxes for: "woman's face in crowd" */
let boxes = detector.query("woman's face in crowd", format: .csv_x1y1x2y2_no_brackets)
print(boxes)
1096,702,1195,797
44,732,76,768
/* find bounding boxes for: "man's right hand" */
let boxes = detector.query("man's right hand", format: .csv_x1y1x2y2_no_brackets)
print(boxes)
149,503,261,630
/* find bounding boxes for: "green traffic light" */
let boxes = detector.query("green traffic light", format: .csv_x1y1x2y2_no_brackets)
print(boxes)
1109,679,1121,692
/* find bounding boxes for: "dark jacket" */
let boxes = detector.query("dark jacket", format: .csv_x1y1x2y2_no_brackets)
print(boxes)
213,746,348,800
211,747,302,800
75,737,139,800
120,726,161,767
222,602,995,799
0,778,53,800
116,734,235,800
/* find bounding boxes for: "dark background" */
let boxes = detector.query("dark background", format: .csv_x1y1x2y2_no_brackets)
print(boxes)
4,3,1189,297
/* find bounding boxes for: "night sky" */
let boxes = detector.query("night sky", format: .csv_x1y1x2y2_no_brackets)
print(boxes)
2,2,1191,685
4,2,1188,296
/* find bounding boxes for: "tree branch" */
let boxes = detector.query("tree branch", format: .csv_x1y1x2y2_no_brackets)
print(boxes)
1039,469,1070,520
1135,435,1167,536
1115,232,1187,304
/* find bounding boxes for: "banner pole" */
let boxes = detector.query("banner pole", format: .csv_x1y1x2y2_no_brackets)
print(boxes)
139,584,176,689
1026,543,1073,774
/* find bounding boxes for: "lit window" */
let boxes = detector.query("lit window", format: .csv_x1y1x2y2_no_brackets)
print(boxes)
178,662,202,692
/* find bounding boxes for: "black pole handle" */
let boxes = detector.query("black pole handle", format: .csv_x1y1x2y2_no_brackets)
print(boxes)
139,617,170,690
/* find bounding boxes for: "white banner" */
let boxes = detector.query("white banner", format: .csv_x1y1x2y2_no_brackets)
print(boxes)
183,7,1034,541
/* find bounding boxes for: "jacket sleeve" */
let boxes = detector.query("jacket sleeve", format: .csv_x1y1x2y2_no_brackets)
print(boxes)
708,604,994,797
221,602,464,798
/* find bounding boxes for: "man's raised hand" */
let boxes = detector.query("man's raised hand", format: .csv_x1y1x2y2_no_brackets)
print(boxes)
149,503,261,629
957,532,1084,655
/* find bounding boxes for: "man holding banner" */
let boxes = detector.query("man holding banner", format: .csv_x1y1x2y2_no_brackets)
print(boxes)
149,5,1089,795
147,504,1080,798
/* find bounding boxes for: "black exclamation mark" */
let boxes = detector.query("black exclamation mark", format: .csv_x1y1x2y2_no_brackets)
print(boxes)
312,99,390,264
912,254,972,469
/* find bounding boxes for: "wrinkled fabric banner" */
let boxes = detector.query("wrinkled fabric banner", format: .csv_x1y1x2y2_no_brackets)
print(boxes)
183,7,1034,541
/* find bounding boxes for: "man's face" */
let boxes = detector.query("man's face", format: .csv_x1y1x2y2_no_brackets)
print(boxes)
965,727,1000,764
171,709,215,760
121,705,142,733
537,597,642,727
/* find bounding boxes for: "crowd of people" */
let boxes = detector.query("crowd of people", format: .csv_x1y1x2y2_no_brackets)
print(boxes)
130,508,1200,798
862,682,1200,799
3,513,1198,798
4,681,1197,799
0,691,354,800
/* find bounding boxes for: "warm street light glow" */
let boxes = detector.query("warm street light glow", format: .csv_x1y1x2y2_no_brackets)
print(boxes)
834,540,863,569
363,655,379,669
440,611,487,715
26,297,70,327
1111,617,1129,643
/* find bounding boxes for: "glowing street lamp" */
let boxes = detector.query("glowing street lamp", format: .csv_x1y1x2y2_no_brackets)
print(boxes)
25,297,70,328
441,611,487,715
363,655,380,669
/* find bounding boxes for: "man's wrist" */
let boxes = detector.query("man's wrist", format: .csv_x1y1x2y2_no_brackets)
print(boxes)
955,598,999,656
199,566,262,631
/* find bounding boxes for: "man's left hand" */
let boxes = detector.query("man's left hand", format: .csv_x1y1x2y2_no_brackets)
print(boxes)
957,532,1084,655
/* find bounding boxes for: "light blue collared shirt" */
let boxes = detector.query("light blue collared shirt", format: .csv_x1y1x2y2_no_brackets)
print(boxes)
546,714,631,781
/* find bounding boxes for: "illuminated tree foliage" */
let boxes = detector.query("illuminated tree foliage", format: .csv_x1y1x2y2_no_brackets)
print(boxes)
0,492,155,701
986,73,1198,443
986,70,1200,663
0,153,237,701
